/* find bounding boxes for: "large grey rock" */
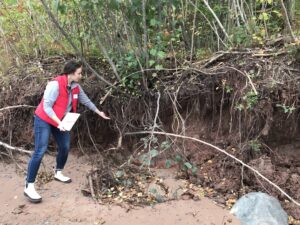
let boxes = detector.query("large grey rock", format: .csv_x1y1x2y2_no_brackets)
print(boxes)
230,192,288,225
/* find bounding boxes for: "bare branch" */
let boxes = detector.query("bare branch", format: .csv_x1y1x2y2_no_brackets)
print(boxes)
0,140,32,154
0,105,35,112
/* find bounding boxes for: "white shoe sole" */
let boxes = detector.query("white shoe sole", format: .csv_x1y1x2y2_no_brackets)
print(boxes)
24,192,42,203
54,177,72,183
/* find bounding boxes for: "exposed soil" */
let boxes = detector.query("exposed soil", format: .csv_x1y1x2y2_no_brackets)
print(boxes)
1,50,300,224
185,139,300,221
0,152,240,225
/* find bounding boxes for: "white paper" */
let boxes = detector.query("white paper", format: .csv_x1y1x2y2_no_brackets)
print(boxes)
61,113,80,131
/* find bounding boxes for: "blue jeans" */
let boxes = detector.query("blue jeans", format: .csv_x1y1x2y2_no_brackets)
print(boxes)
26,115,70,183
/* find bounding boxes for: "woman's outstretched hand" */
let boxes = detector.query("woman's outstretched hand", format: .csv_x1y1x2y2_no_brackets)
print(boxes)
98,111,111,120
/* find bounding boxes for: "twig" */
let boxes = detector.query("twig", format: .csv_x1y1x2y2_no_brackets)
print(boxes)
116,123,123,149
125,131,300,207
152,92,161,131
147,92,161,160
76,127,87,157
0,141,32,154
123,67,224,80
195,53,224,68
216,81,225,139
0,105,35,112
100,85,115,105
84,116,102,159
88,174,96,201
252,51,287,57
241,165,244,191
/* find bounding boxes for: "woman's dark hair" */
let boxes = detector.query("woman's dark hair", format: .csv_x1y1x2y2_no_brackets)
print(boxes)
62,60,82,75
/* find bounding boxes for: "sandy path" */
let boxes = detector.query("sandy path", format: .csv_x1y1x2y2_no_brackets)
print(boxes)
0,153,240,225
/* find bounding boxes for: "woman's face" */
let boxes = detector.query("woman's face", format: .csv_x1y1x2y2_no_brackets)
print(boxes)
71,67,82,82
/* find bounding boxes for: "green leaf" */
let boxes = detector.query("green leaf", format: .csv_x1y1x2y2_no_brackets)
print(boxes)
157,51,166,59
58,3,66,14
184,162,193,169
150,48,157,56
6,0,18,5
175,155,182,163
150,18,157,26
152,136,158,143
161,141,171,150
149,149,159,158
149,60,156,66
149,188,157,194
165,159,172,168
155,64,163,70
272,10,282,17
290,106,296,111
259,12,269,21
140,158,151,166
192,166,198,175
81,0,88,6
146,159,151,165
115,170,124,178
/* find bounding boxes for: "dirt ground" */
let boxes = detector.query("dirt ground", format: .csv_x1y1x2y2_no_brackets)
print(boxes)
0,152,240,225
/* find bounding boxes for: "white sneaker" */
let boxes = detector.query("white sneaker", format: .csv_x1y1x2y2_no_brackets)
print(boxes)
54,170,72,183
24,183,42,203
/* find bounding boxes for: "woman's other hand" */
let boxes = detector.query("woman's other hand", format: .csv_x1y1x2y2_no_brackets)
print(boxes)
57,122,67,131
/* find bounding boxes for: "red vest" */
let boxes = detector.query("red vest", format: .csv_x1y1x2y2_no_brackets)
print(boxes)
35,75,80,127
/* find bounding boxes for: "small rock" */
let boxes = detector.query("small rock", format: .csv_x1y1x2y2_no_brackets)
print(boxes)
12,204,26,215
290,174,300,185
181,192,194,200
147,183,166,202
215,197,226,205
214,182,225,192
276,171,289,185
193,195,200,201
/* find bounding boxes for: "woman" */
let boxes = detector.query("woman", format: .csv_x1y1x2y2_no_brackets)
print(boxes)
24,60,110,203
